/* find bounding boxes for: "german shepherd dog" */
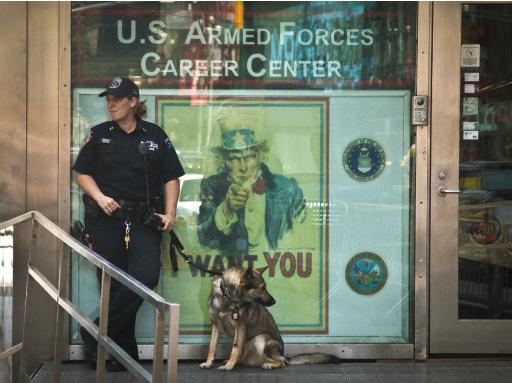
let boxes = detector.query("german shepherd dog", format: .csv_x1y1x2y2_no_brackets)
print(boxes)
200,266,341,370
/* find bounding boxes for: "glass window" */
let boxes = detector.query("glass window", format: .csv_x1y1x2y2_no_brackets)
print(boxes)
459,4,512,320
71,1,417,345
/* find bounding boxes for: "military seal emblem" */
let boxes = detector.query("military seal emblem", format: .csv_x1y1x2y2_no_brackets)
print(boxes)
345,252,388,295
469,215,502,245
343,138,386,182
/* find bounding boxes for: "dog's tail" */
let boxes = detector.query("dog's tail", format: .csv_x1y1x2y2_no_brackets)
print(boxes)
286,353,342,365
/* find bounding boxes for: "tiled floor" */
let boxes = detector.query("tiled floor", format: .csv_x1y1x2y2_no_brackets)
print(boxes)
28,359,512,383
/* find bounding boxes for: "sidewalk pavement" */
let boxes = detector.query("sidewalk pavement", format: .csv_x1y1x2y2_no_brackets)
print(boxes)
28,359,512,383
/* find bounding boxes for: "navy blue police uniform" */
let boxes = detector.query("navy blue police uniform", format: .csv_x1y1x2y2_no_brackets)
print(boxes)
73,116,184,365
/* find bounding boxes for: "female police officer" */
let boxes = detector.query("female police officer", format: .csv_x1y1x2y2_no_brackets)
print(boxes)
73,77,184,371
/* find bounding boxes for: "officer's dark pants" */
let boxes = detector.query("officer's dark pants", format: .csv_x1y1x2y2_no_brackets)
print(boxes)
84,213,162,360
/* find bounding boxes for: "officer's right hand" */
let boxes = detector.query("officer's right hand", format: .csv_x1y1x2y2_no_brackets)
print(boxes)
224,184,249,216
96,195,120,216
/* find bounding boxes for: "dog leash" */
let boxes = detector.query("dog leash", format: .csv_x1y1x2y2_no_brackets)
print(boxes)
169,231,241,320
169,230,223,276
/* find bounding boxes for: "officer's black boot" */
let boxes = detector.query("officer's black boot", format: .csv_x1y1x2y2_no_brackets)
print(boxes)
79,326,97,369
80,325,129,372
106,359,128,372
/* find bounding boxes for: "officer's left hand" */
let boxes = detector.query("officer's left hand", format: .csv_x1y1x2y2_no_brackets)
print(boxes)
154,213,175,232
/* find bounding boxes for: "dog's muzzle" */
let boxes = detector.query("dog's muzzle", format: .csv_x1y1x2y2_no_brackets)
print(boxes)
256,296,276,307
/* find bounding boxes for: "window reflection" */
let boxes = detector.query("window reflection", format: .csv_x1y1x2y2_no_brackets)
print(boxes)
72,1,416,90
71,1,417,343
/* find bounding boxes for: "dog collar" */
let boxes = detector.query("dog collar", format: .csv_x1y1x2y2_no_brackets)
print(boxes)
220,280,241,321
220,279,229,298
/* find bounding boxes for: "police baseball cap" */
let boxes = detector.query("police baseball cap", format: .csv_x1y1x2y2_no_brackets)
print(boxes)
99,77,139,98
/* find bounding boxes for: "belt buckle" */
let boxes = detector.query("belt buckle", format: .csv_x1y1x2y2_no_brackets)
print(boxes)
124,206,135,222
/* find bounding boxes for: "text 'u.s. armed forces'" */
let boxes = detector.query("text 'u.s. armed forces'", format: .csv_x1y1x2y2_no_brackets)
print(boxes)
115,20,374,79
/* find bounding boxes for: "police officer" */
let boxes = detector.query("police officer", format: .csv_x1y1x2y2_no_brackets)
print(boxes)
73,77,184,371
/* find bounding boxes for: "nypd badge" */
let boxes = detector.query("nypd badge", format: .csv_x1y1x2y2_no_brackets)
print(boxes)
343,138,386,182
345,252,388,295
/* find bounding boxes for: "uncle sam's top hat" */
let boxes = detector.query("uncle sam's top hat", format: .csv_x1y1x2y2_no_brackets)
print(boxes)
215,108,267,152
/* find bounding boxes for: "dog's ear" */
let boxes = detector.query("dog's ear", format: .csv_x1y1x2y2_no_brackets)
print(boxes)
242,268,254,284
255,266,269,275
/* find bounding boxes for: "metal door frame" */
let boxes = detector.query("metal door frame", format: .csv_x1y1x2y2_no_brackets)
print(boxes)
413,1,433,360
429,1,512,354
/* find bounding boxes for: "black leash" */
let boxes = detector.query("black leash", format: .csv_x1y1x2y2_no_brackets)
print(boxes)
169,230,223,276
136,142,221,277
169,232,242,319
136,142,221,276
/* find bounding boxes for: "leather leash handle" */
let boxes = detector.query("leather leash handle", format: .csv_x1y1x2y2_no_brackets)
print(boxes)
169,230,180,272
170,230,184,251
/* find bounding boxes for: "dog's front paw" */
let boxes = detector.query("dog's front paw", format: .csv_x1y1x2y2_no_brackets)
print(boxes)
200,360,213,369
218,363,235,371
262,362,274,370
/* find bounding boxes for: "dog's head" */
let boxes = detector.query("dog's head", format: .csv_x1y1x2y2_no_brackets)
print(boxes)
239,266,276,307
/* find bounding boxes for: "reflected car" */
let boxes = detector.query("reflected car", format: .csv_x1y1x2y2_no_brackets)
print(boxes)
174,174,204,247
176,173,203,226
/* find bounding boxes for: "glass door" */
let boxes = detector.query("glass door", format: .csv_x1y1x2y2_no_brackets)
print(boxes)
430,2,512,353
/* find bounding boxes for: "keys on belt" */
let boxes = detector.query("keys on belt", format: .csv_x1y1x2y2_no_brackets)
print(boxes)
124,221,131,250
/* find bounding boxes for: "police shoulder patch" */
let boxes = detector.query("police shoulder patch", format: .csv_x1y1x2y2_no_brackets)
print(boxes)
164,137,173,151
82,129,93,146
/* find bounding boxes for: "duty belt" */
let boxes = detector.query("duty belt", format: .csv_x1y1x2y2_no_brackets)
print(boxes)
83,194,163,223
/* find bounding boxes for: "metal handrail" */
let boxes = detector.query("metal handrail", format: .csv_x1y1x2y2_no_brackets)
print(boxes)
0,211,180,383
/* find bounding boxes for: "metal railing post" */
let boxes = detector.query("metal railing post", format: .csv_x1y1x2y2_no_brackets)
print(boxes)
166,304,180,383
52,241,68,383
1,211,182,383
152,309,165,383
96,268,111,383
18,217,38,383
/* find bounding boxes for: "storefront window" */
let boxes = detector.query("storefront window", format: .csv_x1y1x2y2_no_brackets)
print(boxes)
71,1,416,345
458,4,512,320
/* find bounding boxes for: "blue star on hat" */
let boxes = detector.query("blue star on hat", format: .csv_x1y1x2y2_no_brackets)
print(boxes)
222,128,259,151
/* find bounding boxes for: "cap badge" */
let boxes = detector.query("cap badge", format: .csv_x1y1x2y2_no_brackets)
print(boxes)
109,77,122,89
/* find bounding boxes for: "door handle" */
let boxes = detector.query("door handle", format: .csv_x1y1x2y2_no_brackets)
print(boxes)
437,186,462,196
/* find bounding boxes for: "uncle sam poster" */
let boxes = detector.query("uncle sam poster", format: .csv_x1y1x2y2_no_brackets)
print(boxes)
157,97,329,334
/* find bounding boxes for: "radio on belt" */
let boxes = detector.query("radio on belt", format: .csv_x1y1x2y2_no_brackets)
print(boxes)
412,96,428,125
